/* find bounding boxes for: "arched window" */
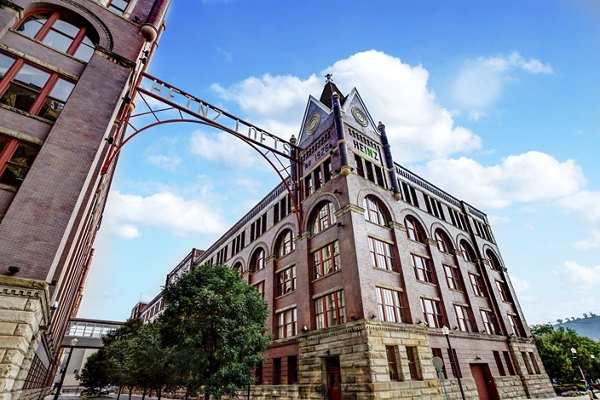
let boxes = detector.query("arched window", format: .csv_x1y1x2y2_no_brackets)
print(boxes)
363,195,389,226
276,229,295,257
232,262,243,275
16,10,97,62
250,248,265,273
460,240,477,263
486,250,502,271
310,201,336,235
434,229,454,254
405,216,427,244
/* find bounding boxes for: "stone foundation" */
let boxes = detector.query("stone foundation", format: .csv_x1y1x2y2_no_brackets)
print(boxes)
0,276,50,400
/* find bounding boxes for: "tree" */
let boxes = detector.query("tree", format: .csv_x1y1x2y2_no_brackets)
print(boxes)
531,323,600,384
160,263,270,400
78,350,111,391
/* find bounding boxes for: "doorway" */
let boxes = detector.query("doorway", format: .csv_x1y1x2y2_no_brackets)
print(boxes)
470,363,499,400
326,356,342,400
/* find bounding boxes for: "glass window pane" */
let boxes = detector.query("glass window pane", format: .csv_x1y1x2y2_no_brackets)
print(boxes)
1,142,38,187
74,43,94,62
19,14,48,38
49,79,75,102
13,64,50,91
0,53,15,79
52,19,80,38
43,29,73,53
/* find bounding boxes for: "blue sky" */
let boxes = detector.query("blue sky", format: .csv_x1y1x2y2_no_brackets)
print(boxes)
78,0,600,325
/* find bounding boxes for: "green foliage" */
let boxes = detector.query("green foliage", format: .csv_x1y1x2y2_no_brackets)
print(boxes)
531,323,600,384
160,263,270,399
78,350,111,390
81,263,269,399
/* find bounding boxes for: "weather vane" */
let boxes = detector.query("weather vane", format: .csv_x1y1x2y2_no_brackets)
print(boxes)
325,73,333,82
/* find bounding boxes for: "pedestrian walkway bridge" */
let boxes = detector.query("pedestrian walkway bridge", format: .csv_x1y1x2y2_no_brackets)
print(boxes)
61,318,124,348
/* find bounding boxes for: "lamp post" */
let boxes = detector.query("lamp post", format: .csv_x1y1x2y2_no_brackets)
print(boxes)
571,347,597,400
442,326,466,400
53,338,78,400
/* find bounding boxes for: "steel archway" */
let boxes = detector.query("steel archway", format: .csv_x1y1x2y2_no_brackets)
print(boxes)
101,73,303,233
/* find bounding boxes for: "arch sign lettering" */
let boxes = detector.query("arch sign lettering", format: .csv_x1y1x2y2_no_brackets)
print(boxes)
101,72,303,231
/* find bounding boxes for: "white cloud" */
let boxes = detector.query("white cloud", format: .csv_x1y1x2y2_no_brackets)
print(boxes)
212,50,481,163
564,261,600,289
419,151,586,209
559,190,600,224
189,129,263,169
452,52,552,113
146,153,182,171
110,224,140,239
510,275,531,294
104,190,227,237
574,229,600,250
481,52,553,74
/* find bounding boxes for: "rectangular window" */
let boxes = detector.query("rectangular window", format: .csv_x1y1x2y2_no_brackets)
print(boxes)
0,54,74,122
273,358,281,384
469,273,486,297
496,280,510,302
406,346,421,380
304,174,313,198
376,287,404,323
444,264,462,290
400,181,419,207
448,348,462,378
314,290,345,329
493,351,506,376
481,310,498,335
521,351,533,375
412,254,434,283
288,356,298,384
277,266,296,296
453,304,472,332
421,298,443,328
368,237,395,271
0,135,39,189
386,346,400,381
107,0,130,15
323,158,332,183
253,281,265,299
312,241,340,279
314,167,323,191
276,308,297,339
432,348,447,379
508,314,522,337
354,153,364,178
374,165,386,188
529,352,541,374
503,351,516,375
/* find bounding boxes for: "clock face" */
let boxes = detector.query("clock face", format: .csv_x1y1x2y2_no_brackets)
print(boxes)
306,113,321,135
351,107,368,127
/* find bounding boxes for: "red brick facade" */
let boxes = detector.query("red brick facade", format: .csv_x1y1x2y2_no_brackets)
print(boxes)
140,84,555,399
0,1,168,398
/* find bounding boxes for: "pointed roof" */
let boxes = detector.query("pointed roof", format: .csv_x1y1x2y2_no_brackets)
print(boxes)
319,80,346,109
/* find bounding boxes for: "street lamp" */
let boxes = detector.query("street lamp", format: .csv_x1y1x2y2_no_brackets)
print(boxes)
442,326,466,400
571,347,597,400
53,338,78,400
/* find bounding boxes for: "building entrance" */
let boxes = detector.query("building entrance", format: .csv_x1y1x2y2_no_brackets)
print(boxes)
470,363,499,400
326,356,342,400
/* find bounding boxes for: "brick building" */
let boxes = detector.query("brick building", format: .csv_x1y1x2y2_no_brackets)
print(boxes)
0,0,169,398
138,81,555,400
